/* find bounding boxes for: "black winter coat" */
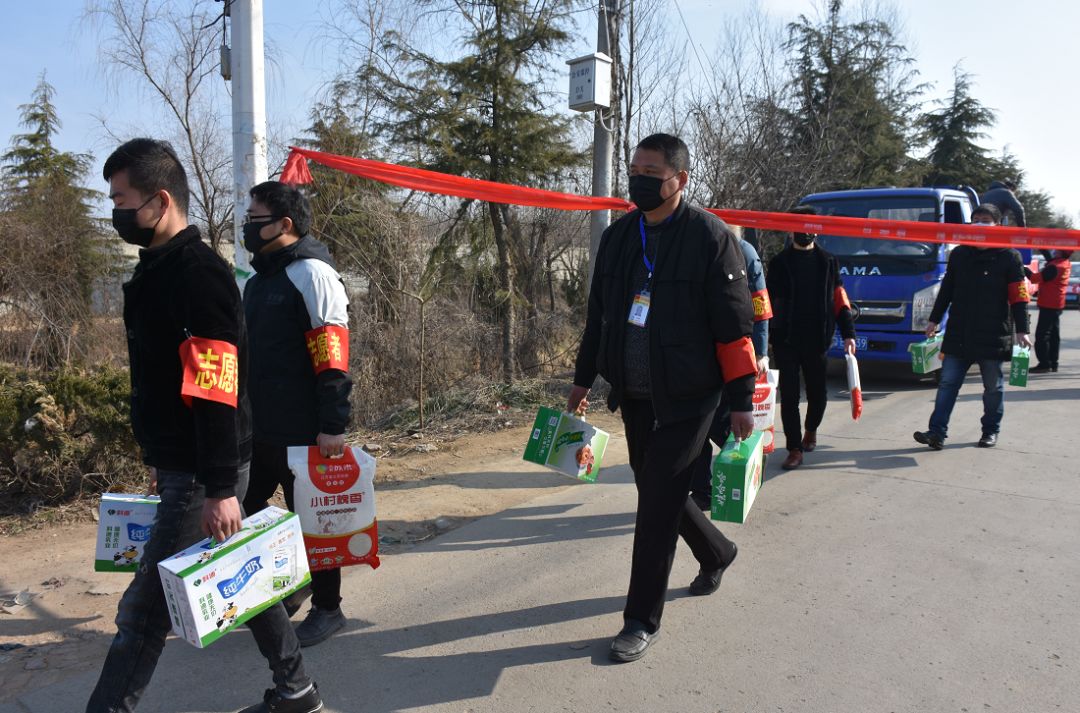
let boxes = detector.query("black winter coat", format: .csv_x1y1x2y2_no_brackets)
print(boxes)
244,236,352,445
766,245,856,353
123,226,251,499
573,200,755,424
929,246,1030,361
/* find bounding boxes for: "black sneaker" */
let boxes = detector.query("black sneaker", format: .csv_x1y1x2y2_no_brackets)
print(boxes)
913,431,944,451
237,683,323,713
978,433,998,448
295,607,346,648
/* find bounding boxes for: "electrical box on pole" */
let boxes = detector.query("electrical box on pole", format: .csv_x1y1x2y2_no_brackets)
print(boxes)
566,53,613,112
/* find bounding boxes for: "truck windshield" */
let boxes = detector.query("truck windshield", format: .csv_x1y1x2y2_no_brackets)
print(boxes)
807,197,938,258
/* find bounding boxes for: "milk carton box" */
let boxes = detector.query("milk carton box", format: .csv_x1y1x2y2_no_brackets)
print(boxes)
523,407,610,483
95,494,160,572
909,335,943,374
1009,345,1030,387
711,432,765,524
157,507,310,648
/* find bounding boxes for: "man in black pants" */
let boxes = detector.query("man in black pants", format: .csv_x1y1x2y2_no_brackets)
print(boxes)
766,205,857,470
88,139,322,713
569,133,756,663
241,182,353,648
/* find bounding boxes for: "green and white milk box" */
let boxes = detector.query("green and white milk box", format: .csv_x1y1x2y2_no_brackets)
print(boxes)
157,506,310,648
711,431,765,524
95,493,160,572
523,407,609,483
909,335,943,374
1009,345,1030,387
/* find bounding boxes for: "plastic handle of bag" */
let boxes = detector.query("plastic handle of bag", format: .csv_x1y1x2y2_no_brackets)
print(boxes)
305,444,358,466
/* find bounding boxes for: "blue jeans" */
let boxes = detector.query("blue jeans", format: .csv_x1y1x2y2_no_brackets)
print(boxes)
928,355,1005,441
86,465,310,713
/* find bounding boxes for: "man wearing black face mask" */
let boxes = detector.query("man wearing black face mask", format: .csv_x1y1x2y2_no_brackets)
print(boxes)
766,204,857,470
570,133,755,663
90,140,323,713
241,181,353,648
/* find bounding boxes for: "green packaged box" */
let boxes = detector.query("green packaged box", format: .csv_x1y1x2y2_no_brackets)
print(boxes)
1009,345,1030,387
711,431,765,524
909,335,943,374
523,407,609,483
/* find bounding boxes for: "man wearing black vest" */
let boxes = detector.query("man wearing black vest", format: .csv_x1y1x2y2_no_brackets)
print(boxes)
569,133,755,663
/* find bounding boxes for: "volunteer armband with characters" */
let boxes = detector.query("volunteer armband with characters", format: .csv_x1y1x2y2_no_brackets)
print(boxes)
716,337,757,382
1008,279,1030,305
305,324,350,374
179,335,239,407
750,288,773,322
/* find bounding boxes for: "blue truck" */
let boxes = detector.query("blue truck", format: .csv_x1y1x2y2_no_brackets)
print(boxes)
798,187,983,363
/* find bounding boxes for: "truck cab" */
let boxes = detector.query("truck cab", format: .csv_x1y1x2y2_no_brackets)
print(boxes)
798,187,976,363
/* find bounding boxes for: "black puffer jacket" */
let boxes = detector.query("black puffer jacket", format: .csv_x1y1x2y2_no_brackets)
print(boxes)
766,245,856,353
930,246,1030,361
574,200,755,424
123,226,251,498
244,236,352,446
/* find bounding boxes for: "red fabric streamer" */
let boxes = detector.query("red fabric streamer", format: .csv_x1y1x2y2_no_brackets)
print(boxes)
281,147,1080,252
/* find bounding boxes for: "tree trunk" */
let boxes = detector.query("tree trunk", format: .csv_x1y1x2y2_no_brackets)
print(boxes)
488,204,515,384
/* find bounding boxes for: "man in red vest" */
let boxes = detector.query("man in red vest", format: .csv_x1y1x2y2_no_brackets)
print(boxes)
1026,250,1074,373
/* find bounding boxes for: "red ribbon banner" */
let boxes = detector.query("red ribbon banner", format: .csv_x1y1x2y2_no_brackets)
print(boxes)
282,147,1080,251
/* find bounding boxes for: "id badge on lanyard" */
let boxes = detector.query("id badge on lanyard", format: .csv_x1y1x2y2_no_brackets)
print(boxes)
628,215,665,327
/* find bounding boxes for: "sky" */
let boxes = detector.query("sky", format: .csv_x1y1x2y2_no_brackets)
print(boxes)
2,0,1077,222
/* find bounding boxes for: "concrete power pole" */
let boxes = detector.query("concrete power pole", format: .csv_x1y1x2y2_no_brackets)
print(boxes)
587,0,617,293
227,0,268,282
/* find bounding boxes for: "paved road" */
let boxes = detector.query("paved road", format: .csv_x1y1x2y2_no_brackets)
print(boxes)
7,313,1079,713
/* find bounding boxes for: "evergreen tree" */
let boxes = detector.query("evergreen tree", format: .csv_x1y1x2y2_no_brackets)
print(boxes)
0,74,108,369
918,66,1000,188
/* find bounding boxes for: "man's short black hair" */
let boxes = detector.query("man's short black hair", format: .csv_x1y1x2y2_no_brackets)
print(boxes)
790,204,819,216
249,181,312,236
636,133,690,173
972,203,1002,224
103,138,190,214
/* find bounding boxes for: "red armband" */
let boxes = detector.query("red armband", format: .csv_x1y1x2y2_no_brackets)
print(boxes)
833,286,852,317
715,337,757,382
1007,280,1030,305
179,337,239,407
305,325,350,374
750,288,773,321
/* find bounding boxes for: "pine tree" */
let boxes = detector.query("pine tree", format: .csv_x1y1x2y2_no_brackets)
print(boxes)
918,66,999,188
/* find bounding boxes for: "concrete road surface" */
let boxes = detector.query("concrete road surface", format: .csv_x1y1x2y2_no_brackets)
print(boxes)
7,314,1079,713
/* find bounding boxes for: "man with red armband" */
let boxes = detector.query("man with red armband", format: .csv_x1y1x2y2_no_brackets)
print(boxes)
241,181,353,648
766,205,857,470
1026,250,1073,373
569,134,753,663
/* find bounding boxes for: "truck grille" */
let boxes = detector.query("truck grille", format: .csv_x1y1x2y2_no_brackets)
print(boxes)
853,301,907,325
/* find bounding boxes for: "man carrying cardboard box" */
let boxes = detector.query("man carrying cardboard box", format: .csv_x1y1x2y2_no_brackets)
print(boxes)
240,181,353,648
569,134,753,663
914,204,1031,450
88,139,322,713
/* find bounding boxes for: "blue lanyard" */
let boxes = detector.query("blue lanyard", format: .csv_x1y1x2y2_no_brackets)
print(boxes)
638,214,674,281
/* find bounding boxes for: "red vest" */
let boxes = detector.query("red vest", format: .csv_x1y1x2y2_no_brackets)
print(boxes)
1032,257,1071,309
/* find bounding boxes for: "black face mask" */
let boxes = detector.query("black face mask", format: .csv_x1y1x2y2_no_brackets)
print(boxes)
793,233,816,248
242,218,283,255
111,194,161,248
629,174,676,213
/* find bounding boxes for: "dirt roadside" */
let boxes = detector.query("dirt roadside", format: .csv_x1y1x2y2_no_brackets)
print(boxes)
0,411,624,703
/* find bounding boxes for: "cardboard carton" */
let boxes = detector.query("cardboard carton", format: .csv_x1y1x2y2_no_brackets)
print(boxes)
711,432,765,524
1009,346,1030,387
909,335,943,374
523,407,609,482
157,506,310,648
752,370,778,454
95,494,160,572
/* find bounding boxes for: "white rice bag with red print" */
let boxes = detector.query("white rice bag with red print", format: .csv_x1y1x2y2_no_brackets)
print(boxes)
289,445,380,572
845,353,863,421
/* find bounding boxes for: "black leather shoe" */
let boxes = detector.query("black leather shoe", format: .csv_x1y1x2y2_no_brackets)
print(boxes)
978,433,998,448
609,620,658,663
237,683,323,713
1029,364,1052,374
913,431,944,451
295,607,346,648
689,543,738,596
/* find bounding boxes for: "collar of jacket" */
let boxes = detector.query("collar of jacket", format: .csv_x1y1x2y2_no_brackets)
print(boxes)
251,234,335,276
137,225,202,271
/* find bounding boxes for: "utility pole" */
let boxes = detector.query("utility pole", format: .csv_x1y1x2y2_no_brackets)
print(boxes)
588,0,617,294
224,0,268,282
